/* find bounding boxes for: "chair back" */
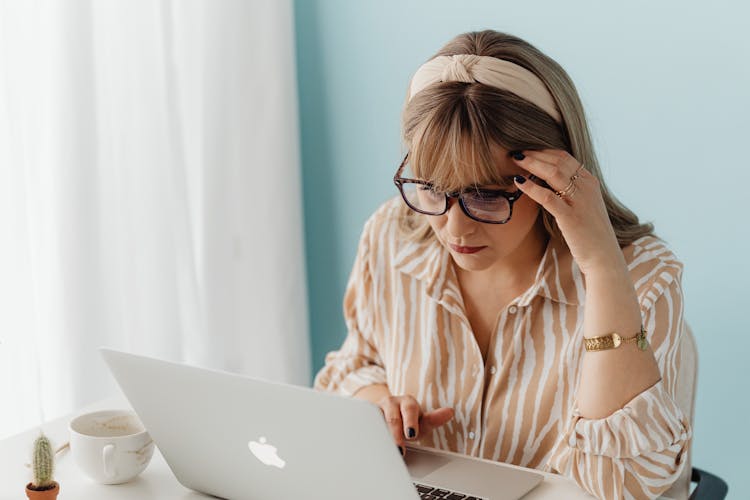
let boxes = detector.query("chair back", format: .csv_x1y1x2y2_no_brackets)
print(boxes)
662,322,698,499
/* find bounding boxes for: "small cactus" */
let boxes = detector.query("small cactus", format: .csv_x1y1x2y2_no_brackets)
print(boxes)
30,433,55,490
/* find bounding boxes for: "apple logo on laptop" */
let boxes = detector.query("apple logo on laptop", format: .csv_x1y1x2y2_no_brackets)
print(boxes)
248,436,286,469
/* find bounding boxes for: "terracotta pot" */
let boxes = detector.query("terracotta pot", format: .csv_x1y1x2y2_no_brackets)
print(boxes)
25,481,59,500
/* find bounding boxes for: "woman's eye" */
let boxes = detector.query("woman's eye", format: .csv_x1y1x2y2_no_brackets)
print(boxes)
418,186,442,195
471,194,501,204
471,189,502,198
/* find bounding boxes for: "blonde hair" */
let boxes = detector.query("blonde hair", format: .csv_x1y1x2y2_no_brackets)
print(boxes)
398,30,654,247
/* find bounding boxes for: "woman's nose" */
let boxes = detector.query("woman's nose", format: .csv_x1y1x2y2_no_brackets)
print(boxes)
444,198,476,237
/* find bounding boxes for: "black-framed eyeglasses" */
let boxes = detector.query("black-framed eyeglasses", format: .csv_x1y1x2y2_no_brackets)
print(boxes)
393,153,529,224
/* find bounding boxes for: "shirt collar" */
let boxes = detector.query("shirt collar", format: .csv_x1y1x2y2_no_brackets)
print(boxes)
393,233,582,307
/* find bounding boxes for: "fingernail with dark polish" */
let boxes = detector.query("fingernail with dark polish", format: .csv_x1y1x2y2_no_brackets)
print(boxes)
512,152,525,161
407,427,416,439
398,445,405,456
514,175,526,184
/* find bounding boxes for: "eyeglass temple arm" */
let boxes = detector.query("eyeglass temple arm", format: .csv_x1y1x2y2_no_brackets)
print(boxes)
393,153,409,182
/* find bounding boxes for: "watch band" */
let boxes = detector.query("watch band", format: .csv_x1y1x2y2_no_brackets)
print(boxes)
584,325,648,352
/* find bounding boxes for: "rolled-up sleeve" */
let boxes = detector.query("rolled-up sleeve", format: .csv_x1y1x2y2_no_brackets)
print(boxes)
313,218,387,397
547,261,693,499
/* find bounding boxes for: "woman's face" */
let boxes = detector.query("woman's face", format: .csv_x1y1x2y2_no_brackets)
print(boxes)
424,145,546,274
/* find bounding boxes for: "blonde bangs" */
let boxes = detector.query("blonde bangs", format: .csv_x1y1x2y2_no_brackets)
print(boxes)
409,98,515,193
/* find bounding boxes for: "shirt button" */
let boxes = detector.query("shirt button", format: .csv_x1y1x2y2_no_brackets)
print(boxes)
468,431,476,439
490,366,497,375
508,305,518,314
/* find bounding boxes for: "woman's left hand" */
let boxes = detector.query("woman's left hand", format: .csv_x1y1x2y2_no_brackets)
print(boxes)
512,149,624,276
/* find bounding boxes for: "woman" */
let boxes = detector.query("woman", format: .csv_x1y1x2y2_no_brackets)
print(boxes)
313,30,691,500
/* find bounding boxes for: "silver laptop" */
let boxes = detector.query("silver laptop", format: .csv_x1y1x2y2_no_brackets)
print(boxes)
100,348,543,500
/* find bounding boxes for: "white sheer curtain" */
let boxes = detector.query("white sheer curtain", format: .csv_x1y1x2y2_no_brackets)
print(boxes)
0,0,310,439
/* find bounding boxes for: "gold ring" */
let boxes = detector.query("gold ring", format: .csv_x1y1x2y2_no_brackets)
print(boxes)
555,180,575,197
555,164,585,198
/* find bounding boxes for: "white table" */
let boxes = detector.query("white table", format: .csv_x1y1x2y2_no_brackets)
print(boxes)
0,394,639,500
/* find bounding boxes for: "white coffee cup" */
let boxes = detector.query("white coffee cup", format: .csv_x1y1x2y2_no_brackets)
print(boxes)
69,409,155,484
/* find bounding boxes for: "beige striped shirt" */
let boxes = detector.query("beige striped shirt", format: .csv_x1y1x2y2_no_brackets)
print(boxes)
313,196,692,500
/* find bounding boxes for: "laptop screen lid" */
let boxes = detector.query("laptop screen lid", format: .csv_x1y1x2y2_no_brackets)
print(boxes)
99,348,420,500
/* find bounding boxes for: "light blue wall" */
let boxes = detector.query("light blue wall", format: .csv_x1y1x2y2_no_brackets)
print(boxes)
294,1,749,497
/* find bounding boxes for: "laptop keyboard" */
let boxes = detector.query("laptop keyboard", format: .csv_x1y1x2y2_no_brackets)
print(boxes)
414,482,486,500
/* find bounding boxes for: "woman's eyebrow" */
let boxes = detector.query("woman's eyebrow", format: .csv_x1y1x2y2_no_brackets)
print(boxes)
491,175,517,186
470,178,516,190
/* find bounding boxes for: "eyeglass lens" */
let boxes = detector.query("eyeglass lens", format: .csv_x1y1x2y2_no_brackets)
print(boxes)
400,182,512,223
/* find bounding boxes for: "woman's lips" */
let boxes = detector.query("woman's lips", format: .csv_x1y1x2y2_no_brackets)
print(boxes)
449,243,487,254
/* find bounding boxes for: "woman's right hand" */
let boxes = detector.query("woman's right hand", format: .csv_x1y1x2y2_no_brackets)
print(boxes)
376,394,455,458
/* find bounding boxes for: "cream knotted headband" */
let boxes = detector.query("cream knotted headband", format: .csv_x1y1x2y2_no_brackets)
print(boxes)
408,54,562,124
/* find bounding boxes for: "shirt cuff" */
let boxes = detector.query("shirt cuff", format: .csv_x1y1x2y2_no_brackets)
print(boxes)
315,365,388,398
565,379,692,459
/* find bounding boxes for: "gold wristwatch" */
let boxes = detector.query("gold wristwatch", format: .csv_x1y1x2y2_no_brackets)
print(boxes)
584,326,649,352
